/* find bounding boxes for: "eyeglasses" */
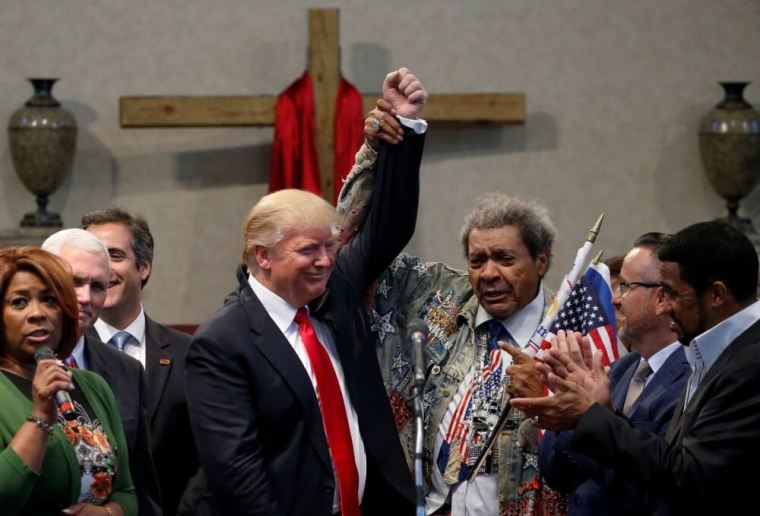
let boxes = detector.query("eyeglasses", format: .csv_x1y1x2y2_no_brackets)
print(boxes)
618,280,662,295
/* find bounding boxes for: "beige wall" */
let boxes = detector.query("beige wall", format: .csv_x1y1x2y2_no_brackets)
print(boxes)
1,0,759,323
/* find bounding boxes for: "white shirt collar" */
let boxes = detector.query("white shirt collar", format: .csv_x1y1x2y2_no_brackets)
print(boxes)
94,306,146,346
645,341,681,375
686,299,760,374
248,274,300,332
475,282,545,348
68,335,87,370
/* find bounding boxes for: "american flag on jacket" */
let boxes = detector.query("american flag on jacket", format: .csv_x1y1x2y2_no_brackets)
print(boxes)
545,261,619,365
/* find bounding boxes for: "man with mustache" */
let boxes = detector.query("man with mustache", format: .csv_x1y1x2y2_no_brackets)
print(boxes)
42,228,161,516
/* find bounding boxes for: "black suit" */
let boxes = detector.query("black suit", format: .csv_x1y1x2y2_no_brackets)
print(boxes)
143,316,199,516
185,130,424,515
569,317,760,514
85,334,162,516
92,317,199,516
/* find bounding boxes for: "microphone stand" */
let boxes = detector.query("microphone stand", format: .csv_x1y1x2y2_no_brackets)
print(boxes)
413,382,425,516
407,319,429,514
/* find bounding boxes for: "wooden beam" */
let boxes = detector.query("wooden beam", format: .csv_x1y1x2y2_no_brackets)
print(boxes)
119,96,277,127
361,93,525,123
117,6,527,201
309,8,339,200
120,93,526,128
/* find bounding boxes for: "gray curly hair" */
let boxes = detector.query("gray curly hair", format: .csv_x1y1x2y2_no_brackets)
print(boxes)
460,193,556,270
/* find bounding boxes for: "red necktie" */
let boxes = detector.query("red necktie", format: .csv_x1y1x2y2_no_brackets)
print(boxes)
64,356,78,369
294,308,360,516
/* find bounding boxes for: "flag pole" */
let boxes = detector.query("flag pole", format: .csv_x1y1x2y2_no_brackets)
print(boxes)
466,213,604,483
524,213,604,357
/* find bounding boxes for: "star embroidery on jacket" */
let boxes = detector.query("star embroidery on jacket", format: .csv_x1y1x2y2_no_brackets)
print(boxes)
412,261,430,277
423,388,436,412
377,279,392,298
391,351,410,376
522,452,539,471
370,307,396,342
389,256,406,274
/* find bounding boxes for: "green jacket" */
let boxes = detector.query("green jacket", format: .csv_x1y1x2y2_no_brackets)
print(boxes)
0,367,137,516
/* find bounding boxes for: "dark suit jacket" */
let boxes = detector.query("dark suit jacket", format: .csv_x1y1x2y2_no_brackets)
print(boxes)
541,347,689,515
85,334,163,516
90,318,198,516
143,316,199,516
569,318,760,515
185,129,424,516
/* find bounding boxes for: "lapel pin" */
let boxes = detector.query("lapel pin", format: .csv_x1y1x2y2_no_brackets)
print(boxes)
159,358,171,366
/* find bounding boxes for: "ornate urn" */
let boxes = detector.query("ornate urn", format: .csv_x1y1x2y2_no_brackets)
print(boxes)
7,78,78,227
698,82,760,233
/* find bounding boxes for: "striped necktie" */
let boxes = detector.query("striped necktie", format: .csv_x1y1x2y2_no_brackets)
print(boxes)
623,359,652,414
109,331,133,352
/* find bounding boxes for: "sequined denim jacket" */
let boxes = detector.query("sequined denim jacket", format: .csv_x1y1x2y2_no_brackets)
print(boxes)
338,144,561,514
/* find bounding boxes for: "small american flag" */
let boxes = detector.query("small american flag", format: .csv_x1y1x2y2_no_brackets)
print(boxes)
546,262,619,365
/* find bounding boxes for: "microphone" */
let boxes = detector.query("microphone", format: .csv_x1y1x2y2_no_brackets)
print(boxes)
406,319,428,516
34,346,77,421
406,320,428,391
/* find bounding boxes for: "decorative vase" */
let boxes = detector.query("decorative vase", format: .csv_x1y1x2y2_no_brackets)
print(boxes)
7,78,78,228
698,81,760,233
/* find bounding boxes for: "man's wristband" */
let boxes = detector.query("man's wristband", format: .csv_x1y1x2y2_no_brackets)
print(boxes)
25,415,54,435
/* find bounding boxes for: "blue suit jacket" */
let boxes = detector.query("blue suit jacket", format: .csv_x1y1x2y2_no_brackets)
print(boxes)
540,346,690,515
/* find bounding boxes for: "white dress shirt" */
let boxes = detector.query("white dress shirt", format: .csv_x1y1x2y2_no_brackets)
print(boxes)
248,274,367,513
427,286,545,516
68,335,88,370
94,308,147,368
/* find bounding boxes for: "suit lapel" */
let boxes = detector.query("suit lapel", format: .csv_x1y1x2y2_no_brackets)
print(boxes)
629,347,688,417
667,320,760,443
674,321,760,439
666,390,687,443
84,335,114,385
242,287,334,474
144,316,171,424
611,356,637,412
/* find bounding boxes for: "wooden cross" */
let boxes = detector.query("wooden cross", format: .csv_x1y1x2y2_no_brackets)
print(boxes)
120,8,526,199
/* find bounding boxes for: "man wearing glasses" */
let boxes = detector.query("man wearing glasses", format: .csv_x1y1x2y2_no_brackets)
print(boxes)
512,220,760,514
539,232,690,515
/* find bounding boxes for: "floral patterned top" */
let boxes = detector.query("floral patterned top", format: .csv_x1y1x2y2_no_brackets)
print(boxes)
3,371,117,504
59,394,117,504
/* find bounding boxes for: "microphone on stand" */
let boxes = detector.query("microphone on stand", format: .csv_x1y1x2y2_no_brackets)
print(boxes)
34,346,77,421
406,320,429,516
407,320,428,393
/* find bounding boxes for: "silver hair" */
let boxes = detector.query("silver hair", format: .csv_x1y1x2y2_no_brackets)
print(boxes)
42,228,111,270
460,193,556,269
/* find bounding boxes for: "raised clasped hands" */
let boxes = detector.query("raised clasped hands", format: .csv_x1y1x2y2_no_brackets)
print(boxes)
364,98,403,150
383,67,427,119
509,330,612,432
364,67,427,150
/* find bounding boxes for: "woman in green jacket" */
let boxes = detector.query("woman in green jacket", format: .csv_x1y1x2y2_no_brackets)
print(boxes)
0,247,137,516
